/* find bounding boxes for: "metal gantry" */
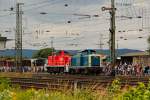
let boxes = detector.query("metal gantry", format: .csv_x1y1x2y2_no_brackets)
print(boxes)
15,3,24,72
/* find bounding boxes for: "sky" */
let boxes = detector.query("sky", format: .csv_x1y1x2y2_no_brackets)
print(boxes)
0,0,150,50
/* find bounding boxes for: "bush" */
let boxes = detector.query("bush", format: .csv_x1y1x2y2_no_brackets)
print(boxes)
0,78,10,91
122,82,150,100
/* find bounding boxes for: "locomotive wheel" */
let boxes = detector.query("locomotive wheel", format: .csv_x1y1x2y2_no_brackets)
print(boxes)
83,68,88,75
80,69,85,74
69,69,75,74
75,69,81,74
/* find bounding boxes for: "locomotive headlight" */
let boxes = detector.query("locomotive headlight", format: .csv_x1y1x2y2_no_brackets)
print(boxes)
60,58,64,61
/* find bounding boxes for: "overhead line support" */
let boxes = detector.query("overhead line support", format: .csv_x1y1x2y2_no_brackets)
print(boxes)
15,3,24,72
102,0,116,67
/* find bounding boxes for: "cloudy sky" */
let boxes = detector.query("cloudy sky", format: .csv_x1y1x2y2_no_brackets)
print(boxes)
0,0,150,50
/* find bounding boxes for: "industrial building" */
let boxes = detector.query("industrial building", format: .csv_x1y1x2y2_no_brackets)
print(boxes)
0,34,7,50
121,51,150,66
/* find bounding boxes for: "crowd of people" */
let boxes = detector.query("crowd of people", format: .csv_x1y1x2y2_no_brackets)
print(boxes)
0,63,150,76
0,66,45,72
102,63,150,76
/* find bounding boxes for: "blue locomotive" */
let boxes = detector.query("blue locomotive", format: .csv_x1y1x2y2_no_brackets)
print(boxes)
69,49,107,74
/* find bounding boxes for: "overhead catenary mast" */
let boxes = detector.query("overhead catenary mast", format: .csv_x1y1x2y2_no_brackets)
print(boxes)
15,2,24,72
99,33,103,54
102,0,116,66
96,34,104,52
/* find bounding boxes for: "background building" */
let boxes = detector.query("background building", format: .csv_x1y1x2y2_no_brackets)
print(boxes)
0,34,7,50
121,51,150,66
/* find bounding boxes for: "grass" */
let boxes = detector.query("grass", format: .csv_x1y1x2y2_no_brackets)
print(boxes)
0,77,149,100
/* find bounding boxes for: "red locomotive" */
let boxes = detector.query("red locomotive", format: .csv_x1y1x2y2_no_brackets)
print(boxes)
46,50,71,73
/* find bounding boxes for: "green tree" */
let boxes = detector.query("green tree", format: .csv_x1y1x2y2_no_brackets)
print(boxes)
32,48,54,58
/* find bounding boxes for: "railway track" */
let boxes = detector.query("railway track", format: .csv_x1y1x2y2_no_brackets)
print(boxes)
0,73,150,90
9,76,114,90
4,75,150,91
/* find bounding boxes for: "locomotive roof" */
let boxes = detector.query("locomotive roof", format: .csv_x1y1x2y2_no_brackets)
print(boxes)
56,50,70,55
81,49,96,53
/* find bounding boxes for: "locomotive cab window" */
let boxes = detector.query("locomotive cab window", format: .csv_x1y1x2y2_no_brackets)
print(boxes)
91,56,100,66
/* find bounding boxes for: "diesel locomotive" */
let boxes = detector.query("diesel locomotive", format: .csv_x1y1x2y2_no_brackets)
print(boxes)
46,49,107,74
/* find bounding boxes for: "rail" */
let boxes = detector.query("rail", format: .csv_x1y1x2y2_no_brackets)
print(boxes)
4,76,150,91
0,72,150,90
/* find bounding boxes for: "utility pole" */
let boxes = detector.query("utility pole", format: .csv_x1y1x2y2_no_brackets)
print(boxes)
50,37,54,50
102,0,116,66
99,33,103,53
116,39,119,57
50,37,54,65
15,3,23,72
50,36,54,55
